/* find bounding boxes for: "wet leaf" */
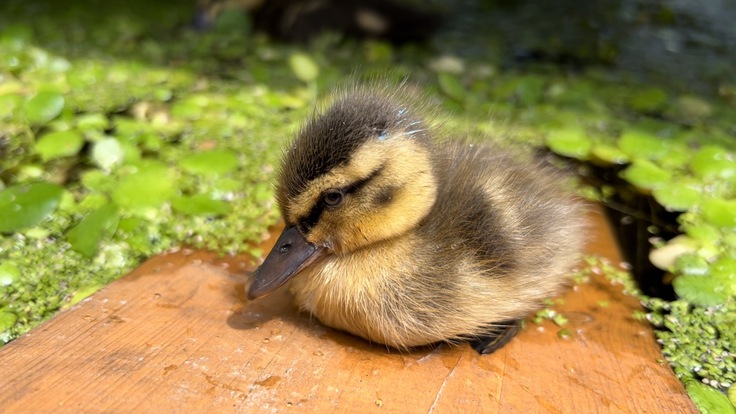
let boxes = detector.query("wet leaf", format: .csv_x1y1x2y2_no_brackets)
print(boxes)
653,181,702,212
709,256,736,295
546,127,591,159
66,203,120,258
34,130,84,161
629,88,668,113
0,262,20,286
683,221,721,244
75,113,109,131
438,72,466,102
618,129,669,160
673,275,729,307
288,53,319,83
116,217,154,252
180,149,239,176
590,145,629,165
111,163,176,215
212,177,243,194
673,95,713,122
0,311,18,332
172,194,231,216
674,253,709,277
701,198,736,228
684,380,736,414
620,159,671,191
691,146,736,180
91,138,125,170
24,91,64,124
67,285,103,307
0,93,22,119
0,182,64,233
81,170,116,193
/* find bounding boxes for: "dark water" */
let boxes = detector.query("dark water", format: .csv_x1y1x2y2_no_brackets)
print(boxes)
432,0,736,95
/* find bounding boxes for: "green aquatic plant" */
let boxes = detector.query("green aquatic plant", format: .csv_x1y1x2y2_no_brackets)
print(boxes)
536,71,736,411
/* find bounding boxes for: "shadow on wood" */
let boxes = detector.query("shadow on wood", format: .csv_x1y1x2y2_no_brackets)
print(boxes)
0,206,695,413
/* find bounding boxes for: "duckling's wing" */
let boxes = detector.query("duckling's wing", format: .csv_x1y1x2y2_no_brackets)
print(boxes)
424,141,585,288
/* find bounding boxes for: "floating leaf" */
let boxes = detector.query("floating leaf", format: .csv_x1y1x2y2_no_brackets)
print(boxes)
67,285,103,307
213,177,243,194
690,146,736,180
591,145,629,165
618,129,669,160
66,203,120,258
252,182,273,203
682,221,720,244
117,139,141,164
0,262,21,286
673,253,709,277
34,130,84,161
172,194,231,216
91,138,125,170
0,93,22,120
0,311,18,332
673,95,713,122
111,163,176,215
179,149,239,176
24,91,64,124
684,380,736,414
546,127,591,160
80,170,116,193
620,159,671,191
0,182,63,233
673,275,729,307
75,113,109,131
701,198,736,228
288,53,319,83
629,88,668,114
653,181,702,211
709,256,736,296
116,216,155,252
438,72,466,102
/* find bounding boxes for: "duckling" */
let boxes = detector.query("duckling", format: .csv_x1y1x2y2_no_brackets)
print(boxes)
248,85,586,354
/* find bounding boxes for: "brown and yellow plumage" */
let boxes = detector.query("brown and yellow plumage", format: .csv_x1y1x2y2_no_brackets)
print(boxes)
249,85,586,354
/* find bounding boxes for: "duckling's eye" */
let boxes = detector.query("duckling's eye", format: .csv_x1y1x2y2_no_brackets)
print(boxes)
323,190,344,208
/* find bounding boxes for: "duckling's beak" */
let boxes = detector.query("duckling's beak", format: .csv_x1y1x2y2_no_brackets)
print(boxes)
248,226,325,300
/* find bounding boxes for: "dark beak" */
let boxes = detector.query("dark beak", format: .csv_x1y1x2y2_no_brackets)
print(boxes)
248,226,325,300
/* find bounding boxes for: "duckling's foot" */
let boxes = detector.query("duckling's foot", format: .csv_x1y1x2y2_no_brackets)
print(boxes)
469,319,522,355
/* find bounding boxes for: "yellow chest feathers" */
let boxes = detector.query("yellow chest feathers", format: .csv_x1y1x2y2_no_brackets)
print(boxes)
287,236,443,349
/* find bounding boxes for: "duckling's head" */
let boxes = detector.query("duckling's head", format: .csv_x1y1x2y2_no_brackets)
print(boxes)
248,91,438,299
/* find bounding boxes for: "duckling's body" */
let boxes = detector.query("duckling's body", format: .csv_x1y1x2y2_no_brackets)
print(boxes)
249,86,586,353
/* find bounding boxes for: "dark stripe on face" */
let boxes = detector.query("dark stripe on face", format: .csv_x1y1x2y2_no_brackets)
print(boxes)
297,166,384,234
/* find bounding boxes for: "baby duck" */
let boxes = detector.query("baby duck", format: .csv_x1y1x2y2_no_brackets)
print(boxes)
248,86,586,354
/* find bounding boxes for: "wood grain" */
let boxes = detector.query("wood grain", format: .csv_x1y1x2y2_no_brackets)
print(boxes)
0,206,696,413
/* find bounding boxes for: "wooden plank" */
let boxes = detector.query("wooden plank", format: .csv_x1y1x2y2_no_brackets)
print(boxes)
0,206,696,413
